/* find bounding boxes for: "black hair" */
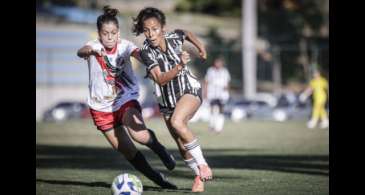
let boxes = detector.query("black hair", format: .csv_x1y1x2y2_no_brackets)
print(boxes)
97,5,119,31
132,7,166,36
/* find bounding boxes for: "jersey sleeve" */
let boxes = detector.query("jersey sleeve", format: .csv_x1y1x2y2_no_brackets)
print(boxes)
140,49,159,72
174,29,186,43
85,40,103,51
123,39,139,56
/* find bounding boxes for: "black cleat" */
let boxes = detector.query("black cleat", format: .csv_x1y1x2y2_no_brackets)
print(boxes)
155,173,178,189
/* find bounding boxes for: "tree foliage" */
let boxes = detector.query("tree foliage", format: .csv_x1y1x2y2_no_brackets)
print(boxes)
193,27,243,89
175,0,241,17
259,0,328,82
176,0,328,83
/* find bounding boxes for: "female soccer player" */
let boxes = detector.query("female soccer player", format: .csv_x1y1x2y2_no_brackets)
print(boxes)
77,6,177,189
204,57,231,133
132,7,213,192
300,70,329,129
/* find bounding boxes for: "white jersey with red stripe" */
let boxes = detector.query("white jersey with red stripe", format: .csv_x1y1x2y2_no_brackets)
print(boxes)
85,39,139,112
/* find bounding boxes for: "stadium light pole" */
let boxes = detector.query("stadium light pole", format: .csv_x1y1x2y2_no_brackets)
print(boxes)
242,0,257,99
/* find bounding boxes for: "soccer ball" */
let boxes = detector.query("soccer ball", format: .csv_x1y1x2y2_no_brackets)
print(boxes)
111,173,143,195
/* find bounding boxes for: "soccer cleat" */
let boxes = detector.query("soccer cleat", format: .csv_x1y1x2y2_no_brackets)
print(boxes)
155,173,178,189
306,119,317,129
191,175,204,192
198,164,213,182
320,119,329,129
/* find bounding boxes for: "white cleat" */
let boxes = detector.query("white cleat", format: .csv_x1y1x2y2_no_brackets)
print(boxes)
307,120,317,129
320,119,329,129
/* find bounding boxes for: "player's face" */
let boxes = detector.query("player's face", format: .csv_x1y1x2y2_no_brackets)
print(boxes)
98,22,119,50
143,17,164,48
214,59,224,69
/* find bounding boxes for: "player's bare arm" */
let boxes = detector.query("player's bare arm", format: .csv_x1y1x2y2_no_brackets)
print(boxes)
77,45,105,59
149,64,183,86
299,86,313,102
303,86,313,97
182,30,207,60
225,81,230,91
149,51,190,86
131,48,143,63
202,79,208,100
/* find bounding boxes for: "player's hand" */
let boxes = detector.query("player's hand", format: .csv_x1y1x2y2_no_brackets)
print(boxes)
180,51,191,65
199,48,207,61
83,47,105,59
299,93,307,103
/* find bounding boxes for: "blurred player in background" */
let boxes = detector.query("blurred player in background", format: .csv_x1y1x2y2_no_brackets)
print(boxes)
76,6,177,189
133,7,212,192
300,69,329,129
204,57,231,133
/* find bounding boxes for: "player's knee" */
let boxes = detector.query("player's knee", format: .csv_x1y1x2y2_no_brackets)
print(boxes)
129,130,150,145
130,135,144,145
170,117,186,133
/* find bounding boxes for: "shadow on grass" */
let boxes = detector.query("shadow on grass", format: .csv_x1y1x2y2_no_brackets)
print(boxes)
36,144,328,178
36,178,111,188
35,178,190,192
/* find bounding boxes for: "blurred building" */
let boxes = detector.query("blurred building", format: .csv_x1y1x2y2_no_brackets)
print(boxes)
36,22,91,121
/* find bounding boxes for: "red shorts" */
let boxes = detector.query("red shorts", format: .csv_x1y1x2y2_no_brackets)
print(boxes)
89,100,142,132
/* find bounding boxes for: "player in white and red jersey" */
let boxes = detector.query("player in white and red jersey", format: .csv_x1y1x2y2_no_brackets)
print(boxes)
77,6,176,189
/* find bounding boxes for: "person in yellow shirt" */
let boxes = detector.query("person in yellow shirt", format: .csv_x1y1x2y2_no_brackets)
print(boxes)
300,70,329,129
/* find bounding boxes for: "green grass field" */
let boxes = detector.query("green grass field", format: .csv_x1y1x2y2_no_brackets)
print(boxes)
36,118,328,195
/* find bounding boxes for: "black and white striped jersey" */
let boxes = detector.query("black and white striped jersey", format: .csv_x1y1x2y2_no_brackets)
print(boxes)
140,29,201,114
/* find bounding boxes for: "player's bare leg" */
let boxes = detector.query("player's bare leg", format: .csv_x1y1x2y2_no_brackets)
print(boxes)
170,94,213,182
164,116,204,192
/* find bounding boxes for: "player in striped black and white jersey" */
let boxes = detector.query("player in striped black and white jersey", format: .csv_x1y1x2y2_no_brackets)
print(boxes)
140,31,202,113
133,7,212,192
77,6,177,189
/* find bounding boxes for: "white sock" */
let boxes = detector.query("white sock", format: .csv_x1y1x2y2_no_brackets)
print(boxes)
184,158,200,176
184,139,207,166
214,114,225,132
209,106,220,130
320,118,329,128
209,114,215,129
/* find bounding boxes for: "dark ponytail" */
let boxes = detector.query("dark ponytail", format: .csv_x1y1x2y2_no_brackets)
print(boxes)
97,5,119,31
